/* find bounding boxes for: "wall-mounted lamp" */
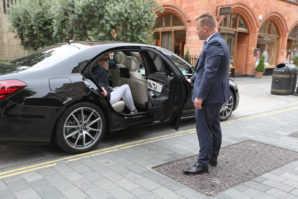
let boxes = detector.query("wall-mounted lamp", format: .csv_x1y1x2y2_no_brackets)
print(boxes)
258,15,263,21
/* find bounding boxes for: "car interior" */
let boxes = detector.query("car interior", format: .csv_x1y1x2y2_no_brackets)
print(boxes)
90,49,175,115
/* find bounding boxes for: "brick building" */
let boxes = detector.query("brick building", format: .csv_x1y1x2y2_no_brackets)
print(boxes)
154,0,298,75
1,0,297,75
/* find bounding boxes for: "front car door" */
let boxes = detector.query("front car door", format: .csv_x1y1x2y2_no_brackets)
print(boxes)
141,47,191,129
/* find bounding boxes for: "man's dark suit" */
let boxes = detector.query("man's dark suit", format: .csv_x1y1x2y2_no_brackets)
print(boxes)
190,32,230,167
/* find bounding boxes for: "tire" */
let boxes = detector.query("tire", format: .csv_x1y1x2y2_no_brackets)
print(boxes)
220,89,235,121
56,102,106,153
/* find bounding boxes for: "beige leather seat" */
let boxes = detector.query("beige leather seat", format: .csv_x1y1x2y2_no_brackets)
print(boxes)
110,51,127,112
110,51,126,86
122,56,148,109
111,100,125,112
154,55,167,73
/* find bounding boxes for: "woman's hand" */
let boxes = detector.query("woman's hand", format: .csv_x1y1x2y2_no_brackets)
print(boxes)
101,87,108,97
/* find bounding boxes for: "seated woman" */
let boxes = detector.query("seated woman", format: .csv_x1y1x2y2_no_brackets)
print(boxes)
92,54,138,114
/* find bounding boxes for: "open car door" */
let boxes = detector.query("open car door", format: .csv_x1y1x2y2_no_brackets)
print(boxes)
141,47,191,129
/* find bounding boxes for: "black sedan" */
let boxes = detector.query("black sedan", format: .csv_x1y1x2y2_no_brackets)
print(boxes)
0,41,239,153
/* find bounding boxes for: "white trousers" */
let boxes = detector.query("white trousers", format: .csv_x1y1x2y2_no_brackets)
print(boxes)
110,84,136,111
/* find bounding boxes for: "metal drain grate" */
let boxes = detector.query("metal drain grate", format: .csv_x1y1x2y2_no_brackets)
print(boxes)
153,140,298,196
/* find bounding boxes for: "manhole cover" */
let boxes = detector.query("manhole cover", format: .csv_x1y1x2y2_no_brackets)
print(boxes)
289,132,298,138
152,140,298,196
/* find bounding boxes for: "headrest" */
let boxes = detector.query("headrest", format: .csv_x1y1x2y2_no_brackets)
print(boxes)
114,51,126,64
154,56,165,72
124,56,140,71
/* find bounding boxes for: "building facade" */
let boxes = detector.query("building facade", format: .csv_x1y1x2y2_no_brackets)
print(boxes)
0,0,28,60
155,0,298,75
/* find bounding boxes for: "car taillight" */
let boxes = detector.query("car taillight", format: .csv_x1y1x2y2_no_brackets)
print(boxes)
0,80,27,100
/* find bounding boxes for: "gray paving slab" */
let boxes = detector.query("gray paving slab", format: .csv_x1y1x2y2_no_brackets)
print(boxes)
220,189,253,199
106,187,136,199
79,171,103,182
232,184,250,192
85,187,114,199
114,178,140,191
5,178,30,193
0,188,16,199
44,174,75,192
283,179,298,189
60,170,83,182
152,187,182,199
67,162,93,174
94,178,118,191
140,171,185,191
263,179,295,192
21,171,42,183
15,188,41,199
62,187,88,199
130,187,162,199
262,173,287,182
0,180,7,190
72,178,97,190
35,185,64,199
244,181,271,192
175,187,207,199
135,178,161,191
267,188,298,199
244,188,278,199
290,189,298,197
30,179,51,192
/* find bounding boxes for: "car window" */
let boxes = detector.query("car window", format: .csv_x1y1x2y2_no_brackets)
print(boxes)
158,48,192,75
10,44,81,70
147,51,173,76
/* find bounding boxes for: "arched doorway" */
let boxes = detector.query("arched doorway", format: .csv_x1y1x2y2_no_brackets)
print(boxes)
257,20,280,69
153,14,186,57
287,26,298,63
219,13,250,74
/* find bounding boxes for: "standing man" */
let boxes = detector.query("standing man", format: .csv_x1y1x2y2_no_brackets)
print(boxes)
183,13,230,175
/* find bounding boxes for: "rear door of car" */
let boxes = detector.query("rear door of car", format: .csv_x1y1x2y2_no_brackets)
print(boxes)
140,47,191,129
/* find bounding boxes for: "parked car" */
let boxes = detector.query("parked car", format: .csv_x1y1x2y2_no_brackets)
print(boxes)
0,41,239,153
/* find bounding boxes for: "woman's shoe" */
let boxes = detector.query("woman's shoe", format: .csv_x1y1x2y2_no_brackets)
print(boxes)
131,109,138,114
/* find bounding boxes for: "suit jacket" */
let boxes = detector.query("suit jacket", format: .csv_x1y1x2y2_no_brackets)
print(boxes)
191,32,230,104
92,65,113,101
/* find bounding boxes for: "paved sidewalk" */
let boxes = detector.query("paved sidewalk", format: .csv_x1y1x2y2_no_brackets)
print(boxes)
1,77,298,199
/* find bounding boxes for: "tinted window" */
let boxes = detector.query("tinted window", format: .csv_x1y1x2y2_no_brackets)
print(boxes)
159,48,192,75
10,45,81,69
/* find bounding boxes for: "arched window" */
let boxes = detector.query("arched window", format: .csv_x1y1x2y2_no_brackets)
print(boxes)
257,20,280,67
219,14,250,72
154,15,186,56
220,13,249,32
287,26,298,62
259,21,279,36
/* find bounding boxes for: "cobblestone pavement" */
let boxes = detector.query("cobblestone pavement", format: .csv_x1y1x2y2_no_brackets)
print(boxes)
1,76,298,199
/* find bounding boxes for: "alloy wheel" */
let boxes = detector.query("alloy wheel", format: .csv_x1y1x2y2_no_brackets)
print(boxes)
220,92,234,121
63,107,103,150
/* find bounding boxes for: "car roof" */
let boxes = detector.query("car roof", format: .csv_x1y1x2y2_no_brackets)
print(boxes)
69,41,154,49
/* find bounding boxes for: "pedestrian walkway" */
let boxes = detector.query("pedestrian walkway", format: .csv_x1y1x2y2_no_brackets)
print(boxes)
1,77,298,199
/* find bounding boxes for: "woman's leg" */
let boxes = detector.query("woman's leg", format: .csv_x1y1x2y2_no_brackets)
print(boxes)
110,84,136,112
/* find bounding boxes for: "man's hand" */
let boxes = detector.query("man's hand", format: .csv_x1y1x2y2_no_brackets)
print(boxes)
194,97,203,110
101,87,108,97
187,79,192,84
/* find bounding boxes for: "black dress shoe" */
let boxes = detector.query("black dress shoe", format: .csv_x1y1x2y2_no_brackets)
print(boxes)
183,165,208,175
210,160,217,167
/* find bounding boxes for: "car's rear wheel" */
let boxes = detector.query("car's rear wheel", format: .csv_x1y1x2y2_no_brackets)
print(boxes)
220,89,235,121
56,102,106,153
